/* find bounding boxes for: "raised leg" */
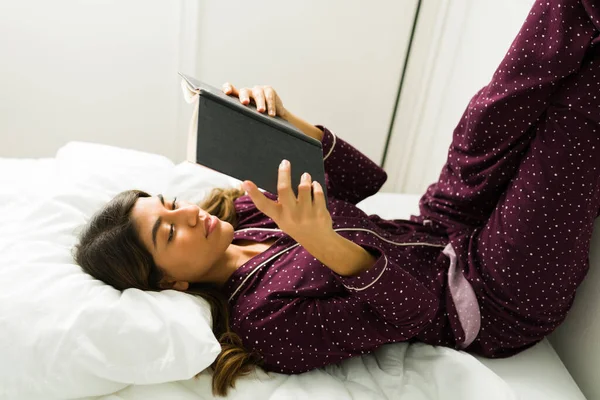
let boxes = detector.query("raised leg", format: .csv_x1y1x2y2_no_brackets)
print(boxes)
459,29,600,355
463,97,600,357
414,0,600,235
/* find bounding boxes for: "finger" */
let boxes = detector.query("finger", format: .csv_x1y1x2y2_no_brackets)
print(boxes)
312,180,326,210
252,86,267,113
297,172,312,206
277,159,296,207
242,180,277,218
222,82,240,97
263,86,277,116
275,95,287,120
239,87,253,105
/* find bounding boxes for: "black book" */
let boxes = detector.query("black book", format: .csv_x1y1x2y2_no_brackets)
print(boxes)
179,73,328,204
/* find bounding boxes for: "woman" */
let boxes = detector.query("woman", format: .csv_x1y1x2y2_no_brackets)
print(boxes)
74,0,600,396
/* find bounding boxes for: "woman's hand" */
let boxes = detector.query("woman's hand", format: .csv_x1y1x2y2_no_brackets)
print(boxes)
241,159,333,246
242,159,376,277
222,82,289,121
222,82,324,142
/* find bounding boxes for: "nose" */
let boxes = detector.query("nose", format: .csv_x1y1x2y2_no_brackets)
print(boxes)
176,203,201,227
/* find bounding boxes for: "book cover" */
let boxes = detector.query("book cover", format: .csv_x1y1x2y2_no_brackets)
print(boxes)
179,73,328,204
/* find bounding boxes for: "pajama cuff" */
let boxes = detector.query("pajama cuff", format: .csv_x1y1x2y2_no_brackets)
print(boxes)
315,125,336,161
331,243,388,293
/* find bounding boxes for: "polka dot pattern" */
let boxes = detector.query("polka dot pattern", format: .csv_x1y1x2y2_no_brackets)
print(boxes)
223,125,465,374
220,0,600,373
412,0,600,358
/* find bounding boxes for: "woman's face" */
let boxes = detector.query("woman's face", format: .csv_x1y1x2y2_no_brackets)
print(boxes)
131,194,234,289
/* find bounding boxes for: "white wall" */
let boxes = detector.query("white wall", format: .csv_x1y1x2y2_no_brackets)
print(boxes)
0,0,185,160
549,221,600,400
190,0,418,167
0,0,418,168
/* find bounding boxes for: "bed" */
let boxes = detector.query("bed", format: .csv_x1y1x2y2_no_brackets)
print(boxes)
0,142,589,400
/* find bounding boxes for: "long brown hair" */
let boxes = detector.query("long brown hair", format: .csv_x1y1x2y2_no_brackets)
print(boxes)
73,187,264,396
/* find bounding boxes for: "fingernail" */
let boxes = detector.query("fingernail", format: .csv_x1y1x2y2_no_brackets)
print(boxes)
280,159,289,168
302,172,310,180
242,182,250,192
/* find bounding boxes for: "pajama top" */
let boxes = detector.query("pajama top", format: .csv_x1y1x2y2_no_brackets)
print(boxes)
222,126,473,374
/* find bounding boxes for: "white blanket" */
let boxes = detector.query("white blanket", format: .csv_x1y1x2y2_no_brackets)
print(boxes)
91,343,516,400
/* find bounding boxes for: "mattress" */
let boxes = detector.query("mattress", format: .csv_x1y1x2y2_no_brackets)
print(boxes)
0,153,586,400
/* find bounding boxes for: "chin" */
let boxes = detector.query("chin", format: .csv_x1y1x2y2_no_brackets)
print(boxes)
220,220,235,240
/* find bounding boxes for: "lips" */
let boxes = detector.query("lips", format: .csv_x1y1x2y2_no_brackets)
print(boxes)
205,216,211,237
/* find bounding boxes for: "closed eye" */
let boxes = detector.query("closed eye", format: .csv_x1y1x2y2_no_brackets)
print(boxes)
168,197,177,243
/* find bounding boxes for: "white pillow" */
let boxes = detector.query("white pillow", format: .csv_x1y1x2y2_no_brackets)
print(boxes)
0,142,240,399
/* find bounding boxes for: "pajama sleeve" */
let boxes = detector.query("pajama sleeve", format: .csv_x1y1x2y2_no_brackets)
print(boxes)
316,125,388,205
240,243,438,374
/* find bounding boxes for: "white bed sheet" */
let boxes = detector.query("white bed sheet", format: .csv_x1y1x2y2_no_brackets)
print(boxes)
1,156,585,400
81,340,584,400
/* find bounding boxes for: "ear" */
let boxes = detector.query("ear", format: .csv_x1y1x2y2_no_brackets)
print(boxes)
172,281,190,292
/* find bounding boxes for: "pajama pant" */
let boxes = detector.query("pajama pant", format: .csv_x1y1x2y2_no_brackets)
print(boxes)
413,0,600,357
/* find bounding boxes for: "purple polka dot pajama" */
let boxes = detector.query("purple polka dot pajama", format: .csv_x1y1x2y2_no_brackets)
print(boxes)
412,0,600,357
224,0,600,374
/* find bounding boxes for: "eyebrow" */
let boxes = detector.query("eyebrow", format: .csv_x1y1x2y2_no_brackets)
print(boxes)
151,194,166,250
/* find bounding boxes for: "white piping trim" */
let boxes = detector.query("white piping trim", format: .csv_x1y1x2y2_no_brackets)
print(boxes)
323,129,336,161
332,228,446,291
341,255,389,292
235,227,283,233
228,226,447,300
333,228,447,249
228,243,301,302
235,227,446,249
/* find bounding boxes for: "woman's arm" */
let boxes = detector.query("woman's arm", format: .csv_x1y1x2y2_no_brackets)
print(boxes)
222,82,387,204
238,237,440,374
241,149,377,277
222,82,323,141
301,230,377,277
284,110,391,206
284,111,324,142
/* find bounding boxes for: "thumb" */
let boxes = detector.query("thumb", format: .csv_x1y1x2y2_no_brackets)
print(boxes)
242,181,277,218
